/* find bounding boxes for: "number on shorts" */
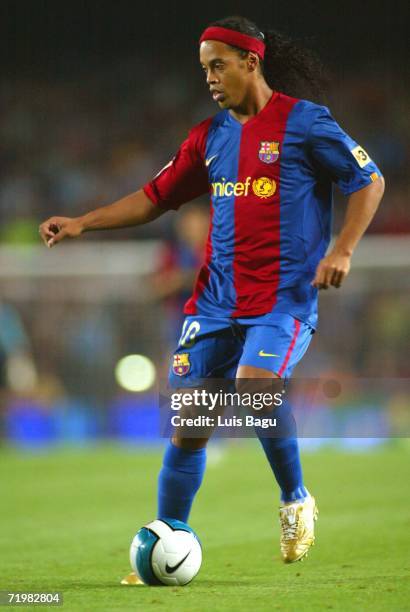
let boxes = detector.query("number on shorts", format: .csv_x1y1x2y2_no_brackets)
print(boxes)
179,320,201,348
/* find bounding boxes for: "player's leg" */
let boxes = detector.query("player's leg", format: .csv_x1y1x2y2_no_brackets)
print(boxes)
236,365,308,504
158,318,243,523
157,413,209,523
237,316,317,562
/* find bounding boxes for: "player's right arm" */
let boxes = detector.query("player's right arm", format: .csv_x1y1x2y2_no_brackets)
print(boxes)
39,189,164,248
39,121,210,248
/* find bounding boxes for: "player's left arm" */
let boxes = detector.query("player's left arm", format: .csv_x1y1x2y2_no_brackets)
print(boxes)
311,176,385,289
308,106,385,289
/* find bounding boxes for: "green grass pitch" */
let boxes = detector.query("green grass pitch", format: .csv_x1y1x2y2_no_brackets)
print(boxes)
1,442,410,611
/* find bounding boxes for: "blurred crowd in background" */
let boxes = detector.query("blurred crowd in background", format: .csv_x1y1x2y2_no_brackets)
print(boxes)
0,52,408,448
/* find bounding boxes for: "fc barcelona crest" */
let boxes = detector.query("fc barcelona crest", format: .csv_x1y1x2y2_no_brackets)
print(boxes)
173,353,191,376
259,141,279,164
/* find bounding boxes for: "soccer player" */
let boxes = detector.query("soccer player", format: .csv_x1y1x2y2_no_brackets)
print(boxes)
39,16,384,578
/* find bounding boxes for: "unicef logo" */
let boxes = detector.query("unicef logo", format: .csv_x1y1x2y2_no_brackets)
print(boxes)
211,176,277,199
252,177,277,199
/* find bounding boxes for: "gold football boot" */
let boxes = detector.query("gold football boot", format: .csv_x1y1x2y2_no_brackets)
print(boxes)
279,495,318,563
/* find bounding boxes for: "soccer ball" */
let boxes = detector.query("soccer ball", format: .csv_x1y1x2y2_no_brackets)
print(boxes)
129,518,202,586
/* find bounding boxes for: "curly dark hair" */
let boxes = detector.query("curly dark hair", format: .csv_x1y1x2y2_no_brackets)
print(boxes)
210,16,328,103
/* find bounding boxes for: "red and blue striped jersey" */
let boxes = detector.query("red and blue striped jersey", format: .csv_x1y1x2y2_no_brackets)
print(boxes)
143,92,381,329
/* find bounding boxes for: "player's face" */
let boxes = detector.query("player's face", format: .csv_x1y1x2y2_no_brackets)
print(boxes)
200,41,251,109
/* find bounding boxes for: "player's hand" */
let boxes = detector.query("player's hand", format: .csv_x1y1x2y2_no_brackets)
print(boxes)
311,250,351,290
38,216,84,248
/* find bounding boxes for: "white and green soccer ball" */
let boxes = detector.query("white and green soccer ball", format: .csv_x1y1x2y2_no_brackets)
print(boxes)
129,518,202,586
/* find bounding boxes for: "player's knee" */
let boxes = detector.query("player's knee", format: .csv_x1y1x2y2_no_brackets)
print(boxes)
235,366,280,394
235,368,283,415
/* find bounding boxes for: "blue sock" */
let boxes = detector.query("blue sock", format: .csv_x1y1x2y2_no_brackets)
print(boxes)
157,442,206,522
255,399,307,503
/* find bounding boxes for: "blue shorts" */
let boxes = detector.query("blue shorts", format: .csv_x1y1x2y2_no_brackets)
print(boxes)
168,314,314,388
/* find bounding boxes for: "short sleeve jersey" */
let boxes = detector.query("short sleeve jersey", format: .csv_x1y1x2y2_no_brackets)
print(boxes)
143,92,382,329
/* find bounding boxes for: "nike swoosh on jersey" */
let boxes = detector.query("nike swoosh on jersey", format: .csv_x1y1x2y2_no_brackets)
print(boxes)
165,550,191,574
205,154,218,167
258,350,280,357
